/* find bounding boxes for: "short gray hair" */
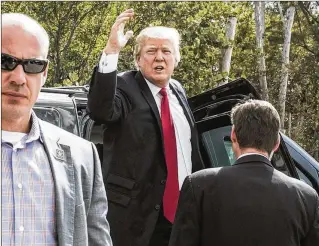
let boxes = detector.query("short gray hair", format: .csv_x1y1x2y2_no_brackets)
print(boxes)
134,26,181,69
231,99,281,154
2,13,49,59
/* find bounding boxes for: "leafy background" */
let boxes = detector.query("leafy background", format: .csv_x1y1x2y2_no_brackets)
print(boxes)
2,1,318,160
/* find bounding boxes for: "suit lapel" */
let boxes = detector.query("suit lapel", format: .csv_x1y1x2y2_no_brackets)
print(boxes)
38,121,75,246
136,72,163,138
136,73,200,173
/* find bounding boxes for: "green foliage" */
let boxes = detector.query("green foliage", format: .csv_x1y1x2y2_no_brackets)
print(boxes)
2,1,113,86
1,1,318,160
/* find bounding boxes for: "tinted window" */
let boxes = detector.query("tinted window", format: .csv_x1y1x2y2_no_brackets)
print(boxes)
284,138,319,191
271,148,291,176
200,125,291,176
200,126,235,168
296,166,314,188
34,107,61,127
33,106,79,135
223,137,236,165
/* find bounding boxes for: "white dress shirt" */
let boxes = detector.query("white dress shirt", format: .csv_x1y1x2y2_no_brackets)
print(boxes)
98,53,192,189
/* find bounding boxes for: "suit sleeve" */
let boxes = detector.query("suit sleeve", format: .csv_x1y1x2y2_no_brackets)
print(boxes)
169,175,200,246
302,194,319,246
87,66,131,124
87,143,113,246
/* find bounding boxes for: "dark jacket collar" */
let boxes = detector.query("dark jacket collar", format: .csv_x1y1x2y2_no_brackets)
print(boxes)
234,154,273,168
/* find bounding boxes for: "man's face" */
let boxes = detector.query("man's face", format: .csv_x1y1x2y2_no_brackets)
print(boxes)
1,26,47,122
137,37,176,87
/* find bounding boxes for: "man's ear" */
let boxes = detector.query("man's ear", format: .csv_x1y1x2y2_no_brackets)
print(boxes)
136,56,141,66
273,134,281,153
231,126,237,144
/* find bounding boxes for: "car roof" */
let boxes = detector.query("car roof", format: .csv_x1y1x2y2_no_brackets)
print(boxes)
36,92,74,108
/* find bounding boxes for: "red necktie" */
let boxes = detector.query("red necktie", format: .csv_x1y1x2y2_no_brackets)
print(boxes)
160,88,179,223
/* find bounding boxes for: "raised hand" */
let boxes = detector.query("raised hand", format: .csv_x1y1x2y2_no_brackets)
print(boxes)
103,9,134,54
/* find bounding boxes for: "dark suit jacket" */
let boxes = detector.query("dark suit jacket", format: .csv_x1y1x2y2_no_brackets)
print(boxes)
87,69,204,246
169,154,319,246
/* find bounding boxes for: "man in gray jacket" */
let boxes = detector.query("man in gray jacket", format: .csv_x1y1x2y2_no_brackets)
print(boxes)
1,13,112,246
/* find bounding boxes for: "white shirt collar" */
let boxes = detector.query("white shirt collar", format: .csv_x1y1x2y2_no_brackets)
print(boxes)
237,152,270,161
144,78,170,98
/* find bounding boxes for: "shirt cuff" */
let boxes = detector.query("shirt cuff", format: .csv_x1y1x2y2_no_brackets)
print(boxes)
98,52,119,73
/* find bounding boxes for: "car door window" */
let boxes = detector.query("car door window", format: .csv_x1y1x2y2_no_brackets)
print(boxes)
34,106,79,136
295,166,314,188
284,138,319,192
200,125,235,168
271,147,291,176
223,136,236,165
33,107,61,127
199,124,293,177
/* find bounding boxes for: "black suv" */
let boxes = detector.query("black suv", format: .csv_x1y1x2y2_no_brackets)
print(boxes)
35,78,319,194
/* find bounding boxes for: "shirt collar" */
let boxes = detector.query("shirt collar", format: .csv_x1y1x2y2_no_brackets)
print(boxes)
26,111,43,143
1,111,43,146
144,78,170,98
237,152,269,161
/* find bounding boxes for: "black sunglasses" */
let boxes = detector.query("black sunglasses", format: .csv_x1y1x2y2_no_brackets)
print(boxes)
1,53,48,74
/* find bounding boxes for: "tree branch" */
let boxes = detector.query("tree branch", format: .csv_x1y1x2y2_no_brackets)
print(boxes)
277,2,285,24
298,2,319,25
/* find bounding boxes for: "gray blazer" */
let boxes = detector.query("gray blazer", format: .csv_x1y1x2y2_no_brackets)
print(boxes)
39,120,113,246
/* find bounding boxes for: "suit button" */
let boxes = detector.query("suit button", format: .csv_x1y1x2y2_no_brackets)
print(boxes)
160,180,166,185
155,204,160,210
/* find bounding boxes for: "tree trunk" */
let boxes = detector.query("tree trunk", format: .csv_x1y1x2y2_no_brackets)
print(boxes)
288,112,292,137
297,114,304,136
278,5,295,131
254,1,269,101
219,16,237,85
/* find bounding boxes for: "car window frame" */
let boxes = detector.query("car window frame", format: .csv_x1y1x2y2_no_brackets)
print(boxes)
195,112,300,179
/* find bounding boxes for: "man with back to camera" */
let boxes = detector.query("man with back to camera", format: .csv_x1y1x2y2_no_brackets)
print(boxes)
87,8,204,246
1,13,112,246
169,99,319,246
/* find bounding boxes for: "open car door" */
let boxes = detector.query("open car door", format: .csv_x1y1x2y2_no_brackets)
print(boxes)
188,78,300,180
